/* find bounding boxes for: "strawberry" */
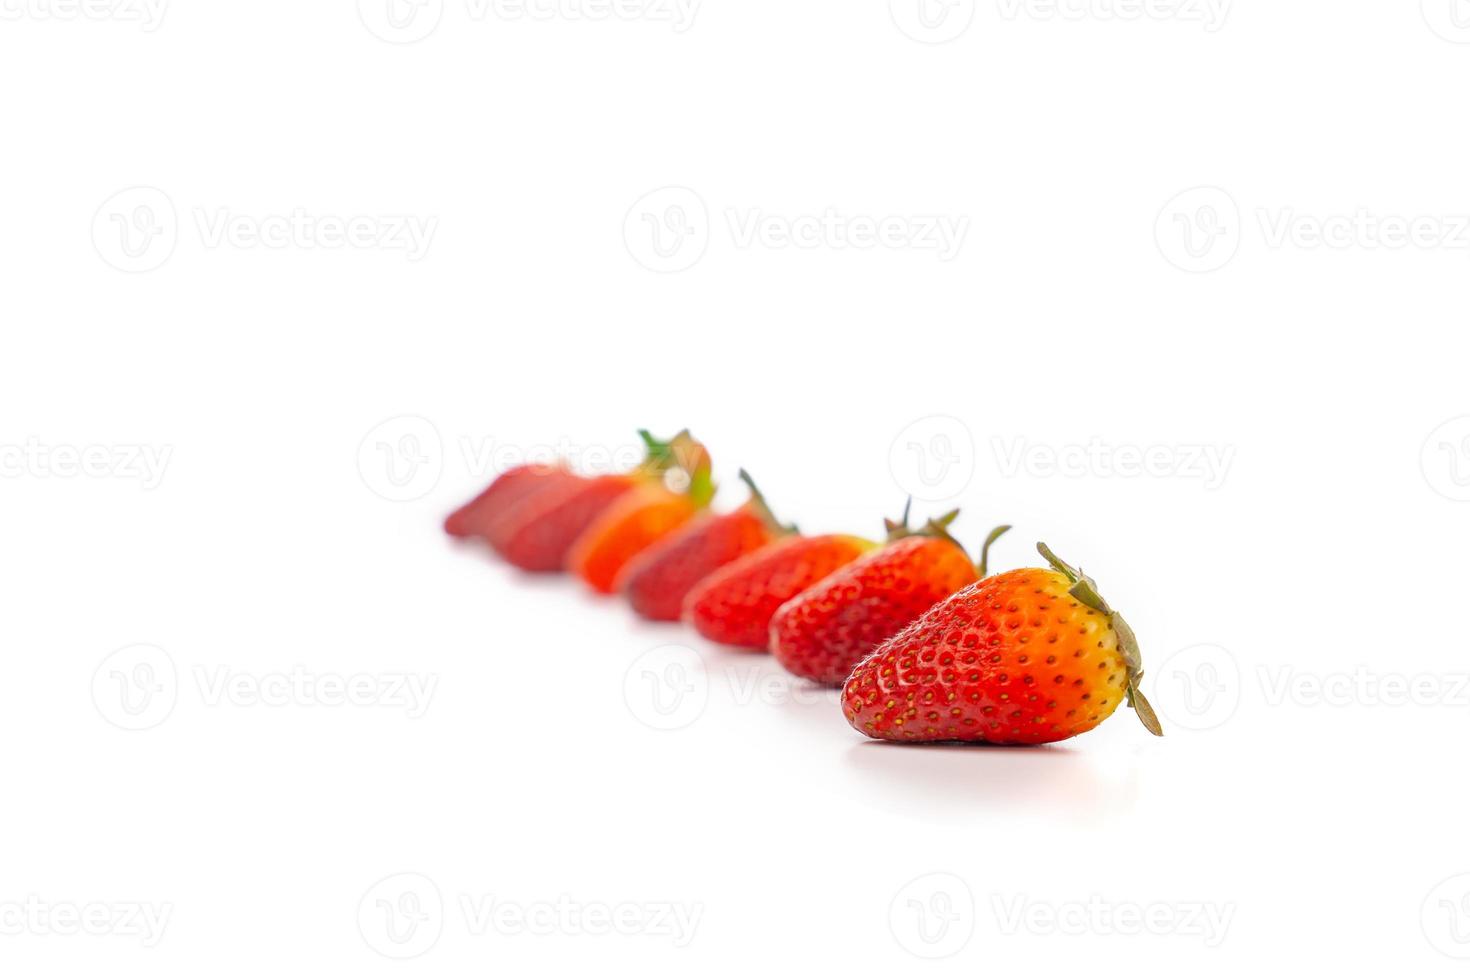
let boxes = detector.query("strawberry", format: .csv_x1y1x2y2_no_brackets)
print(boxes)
684,533,876,652
771,510,1011,686
617,470,794,621
567,435,716,593
842,543,1162,745
443,462,572,539
487,430,704,573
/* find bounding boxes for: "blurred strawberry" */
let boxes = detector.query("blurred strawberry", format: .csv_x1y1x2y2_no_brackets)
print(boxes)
443,462,573,539
617,470,794,621
684,533,876,651
487,430,707,573
568,435,715,593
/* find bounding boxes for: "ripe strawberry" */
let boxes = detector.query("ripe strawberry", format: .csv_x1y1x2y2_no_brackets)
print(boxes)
443,462,572,539
617,470,794,621
771,511,1011,686
684,533,876,651
842,543,1162,745
487,430,705,573
567,435,716,593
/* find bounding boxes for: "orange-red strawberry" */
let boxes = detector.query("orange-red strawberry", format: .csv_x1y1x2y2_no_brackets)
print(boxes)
771,514,1010,686
568,436,716,593
443,462,573,539
482,430,706,573
842,543,1162,745
684,533,876,651
617,471,793,621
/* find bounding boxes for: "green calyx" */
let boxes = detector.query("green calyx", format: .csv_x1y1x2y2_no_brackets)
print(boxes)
885,502,1011,579
1036,542,1164,738
636,429,716,508
738,469,798,535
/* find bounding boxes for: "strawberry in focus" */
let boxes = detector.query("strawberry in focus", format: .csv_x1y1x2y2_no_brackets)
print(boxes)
684,533,876,651
771,510,1010,686
617,470,793,621
842,543,1163,745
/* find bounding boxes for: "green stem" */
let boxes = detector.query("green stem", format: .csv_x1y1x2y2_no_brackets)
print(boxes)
738,469,796,535
1035,541,1163,737
976,524,1012,578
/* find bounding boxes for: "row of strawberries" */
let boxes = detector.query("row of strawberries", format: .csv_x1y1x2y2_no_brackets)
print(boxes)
445,430,1162,745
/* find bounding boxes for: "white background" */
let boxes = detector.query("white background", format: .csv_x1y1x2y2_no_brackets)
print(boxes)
4,0,1470,975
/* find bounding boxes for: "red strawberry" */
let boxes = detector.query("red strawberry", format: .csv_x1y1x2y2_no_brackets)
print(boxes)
485,430,708,573
771,512,1010,686
617,470,793,621
842,543,1163,745
443,462,572,539
684,533,876,651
